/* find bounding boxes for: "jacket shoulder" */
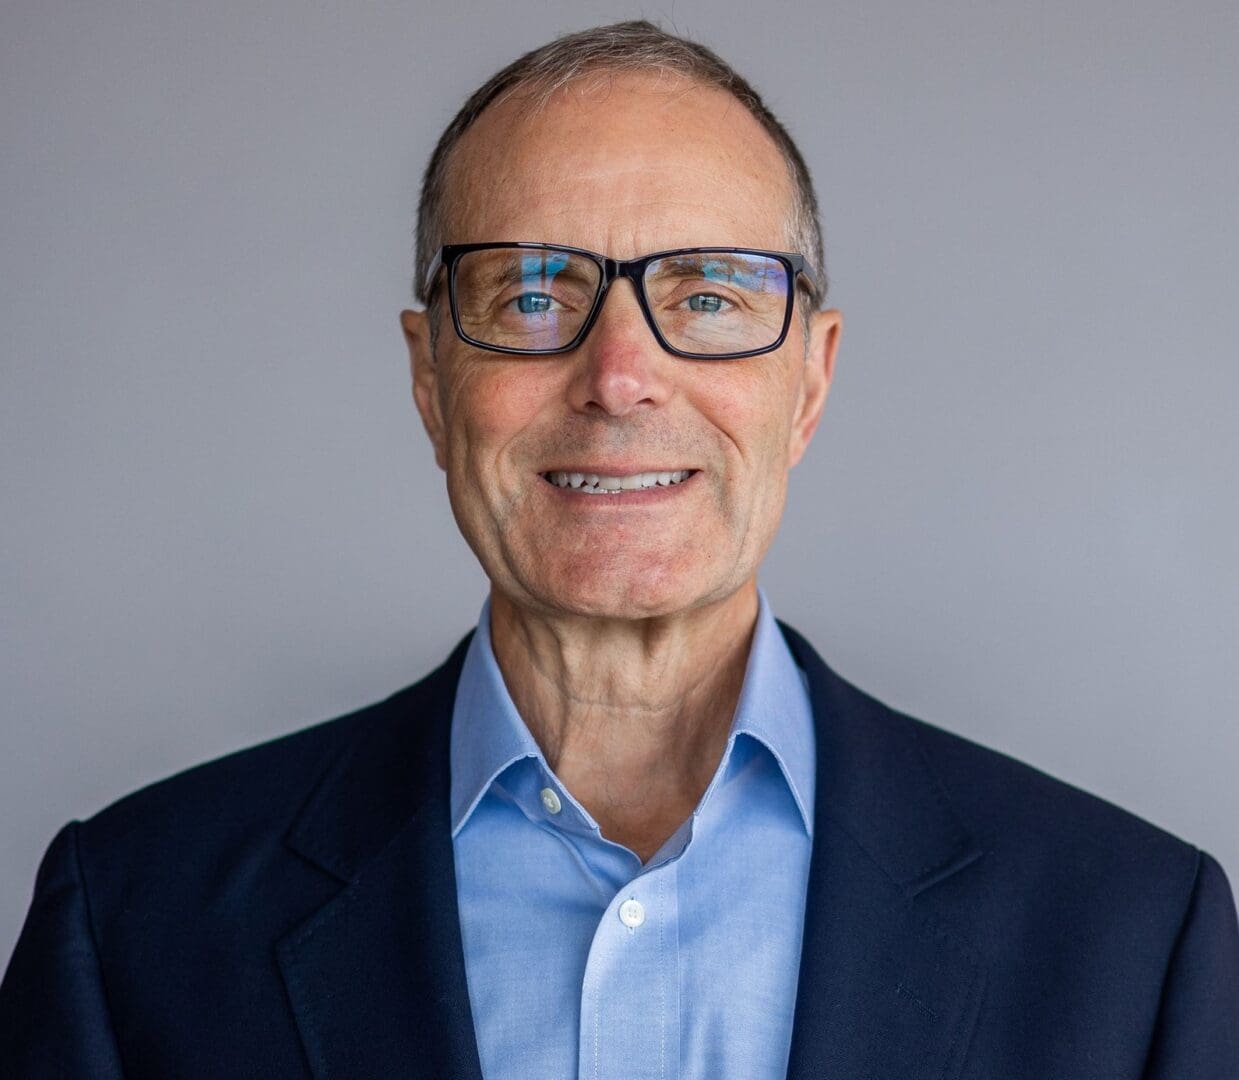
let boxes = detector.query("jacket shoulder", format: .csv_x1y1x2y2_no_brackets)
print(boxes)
75,684,412,857
780,619,1206,890
67,628,474,899
838,676,1212,932
902,701,1196,867
813,662,1222,996
70,627,478,900
785,619,1196,868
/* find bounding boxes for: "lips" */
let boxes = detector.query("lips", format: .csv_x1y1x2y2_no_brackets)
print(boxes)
541,469,696,493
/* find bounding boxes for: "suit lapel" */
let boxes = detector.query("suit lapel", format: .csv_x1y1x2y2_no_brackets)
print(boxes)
276,634,484,1080
779,622,987,1080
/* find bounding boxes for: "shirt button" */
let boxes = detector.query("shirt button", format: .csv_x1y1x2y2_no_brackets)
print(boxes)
618,898,646,929
539,787,562,815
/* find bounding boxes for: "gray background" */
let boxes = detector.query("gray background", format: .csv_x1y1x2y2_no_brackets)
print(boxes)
3,0,1237,959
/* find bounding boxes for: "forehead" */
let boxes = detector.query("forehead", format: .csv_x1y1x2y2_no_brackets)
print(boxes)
443,71,796,256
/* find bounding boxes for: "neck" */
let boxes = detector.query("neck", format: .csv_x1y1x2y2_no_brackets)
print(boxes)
487,582,760,862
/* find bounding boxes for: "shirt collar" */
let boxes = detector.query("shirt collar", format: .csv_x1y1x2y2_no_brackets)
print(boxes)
449,586,816,838
449,600,541,836
726,586,816,835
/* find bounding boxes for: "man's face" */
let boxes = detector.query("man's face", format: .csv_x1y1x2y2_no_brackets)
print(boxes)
403,72,841,621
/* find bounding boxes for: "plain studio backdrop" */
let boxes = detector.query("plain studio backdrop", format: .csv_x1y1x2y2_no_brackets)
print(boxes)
3,0,1237,960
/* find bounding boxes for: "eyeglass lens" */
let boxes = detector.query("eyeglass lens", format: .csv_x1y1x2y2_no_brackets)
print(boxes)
452,247,791,355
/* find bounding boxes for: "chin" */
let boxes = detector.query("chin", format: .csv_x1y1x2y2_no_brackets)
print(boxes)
518,552,725,622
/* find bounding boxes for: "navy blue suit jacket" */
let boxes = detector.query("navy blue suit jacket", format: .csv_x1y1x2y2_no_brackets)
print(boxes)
3,623,1238,1078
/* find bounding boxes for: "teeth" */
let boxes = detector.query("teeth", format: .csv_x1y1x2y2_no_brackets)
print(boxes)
544,469,693,493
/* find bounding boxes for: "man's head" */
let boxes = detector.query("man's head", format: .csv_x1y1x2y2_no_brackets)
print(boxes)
401,20,842,622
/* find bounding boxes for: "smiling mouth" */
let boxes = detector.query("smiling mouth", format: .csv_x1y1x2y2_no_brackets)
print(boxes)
540,469,697,494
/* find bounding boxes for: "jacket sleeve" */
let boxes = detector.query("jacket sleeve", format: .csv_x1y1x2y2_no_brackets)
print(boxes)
0,822,126,1079
1141,849,1239,1079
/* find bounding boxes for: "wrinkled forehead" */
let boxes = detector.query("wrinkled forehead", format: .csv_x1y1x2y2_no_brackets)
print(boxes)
441,71,798,254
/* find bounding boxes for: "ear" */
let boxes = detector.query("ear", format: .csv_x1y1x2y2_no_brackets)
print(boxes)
400,308,448,471
787,308,842,468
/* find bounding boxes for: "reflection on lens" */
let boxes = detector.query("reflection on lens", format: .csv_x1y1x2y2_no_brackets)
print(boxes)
454,247,601,351
645,251,789,356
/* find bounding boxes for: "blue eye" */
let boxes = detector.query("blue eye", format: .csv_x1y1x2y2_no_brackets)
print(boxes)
516,293,553,314
688,294,726,313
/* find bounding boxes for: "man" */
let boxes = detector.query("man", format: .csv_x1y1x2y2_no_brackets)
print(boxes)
2,18,1237,1079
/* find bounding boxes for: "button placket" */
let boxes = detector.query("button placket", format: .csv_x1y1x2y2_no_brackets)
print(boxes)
574,860,683,1079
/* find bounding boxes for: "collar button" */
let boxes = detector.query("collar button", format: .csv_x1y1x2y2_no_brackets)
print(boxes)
539,786,562,815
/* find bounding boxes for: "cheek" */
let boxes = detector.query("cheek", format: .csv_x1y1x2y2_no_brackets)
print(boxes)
442,362,561,475
685,361,799,559
687,359,799,476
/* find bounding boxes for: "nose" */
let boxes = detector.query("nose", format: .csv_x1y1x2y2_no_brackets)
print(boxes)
564,277,674,417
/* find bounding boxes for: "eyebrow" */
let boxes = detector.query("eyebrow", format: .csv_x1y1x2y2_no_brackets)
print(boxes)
463,254,598,291
648,255,788,289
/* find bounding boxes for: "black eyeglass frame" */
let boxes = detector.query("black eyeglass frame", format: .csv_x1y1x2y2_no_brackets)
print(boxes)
423,242,820,360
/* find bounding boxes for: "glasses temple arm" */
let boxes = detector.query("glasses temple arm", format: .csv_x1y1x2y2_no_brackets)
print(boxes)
420,250,446,305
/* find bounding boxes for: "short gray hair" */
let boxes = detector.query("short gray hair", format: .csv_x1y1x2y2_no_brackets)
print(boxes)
413,20,827,312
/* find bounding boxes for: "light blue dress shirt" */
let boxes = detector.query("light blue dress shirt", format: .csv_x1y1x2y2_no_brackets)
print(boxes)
450,588,816,1079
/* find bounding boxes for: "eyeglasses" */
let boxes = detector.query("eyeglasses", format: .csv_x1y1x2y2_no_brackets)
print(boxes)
423,242,819,360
